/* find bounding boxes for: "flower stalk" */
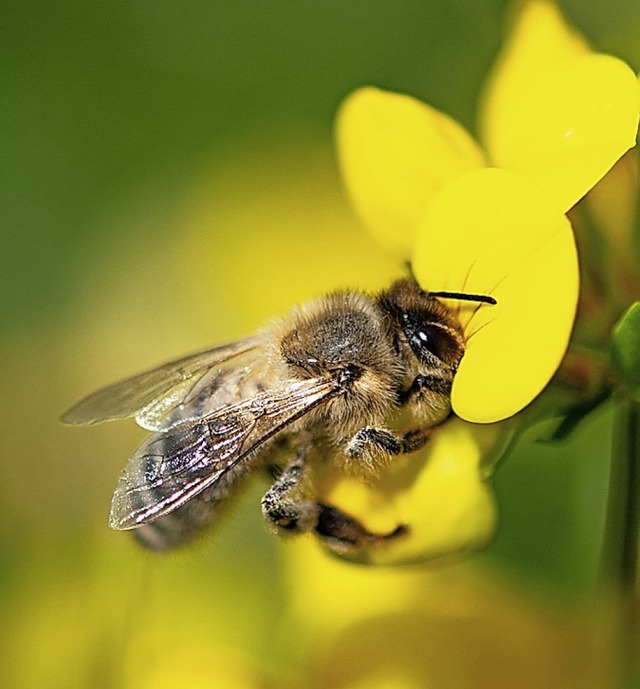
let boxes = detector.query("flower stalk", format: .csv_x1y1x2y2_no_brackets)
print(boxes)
603,396,640,687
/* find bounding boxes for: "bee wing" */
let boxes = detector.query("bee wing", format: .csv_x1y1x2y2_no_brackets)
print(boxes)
137,359,270,433
61,335,266,427
109,376,340,529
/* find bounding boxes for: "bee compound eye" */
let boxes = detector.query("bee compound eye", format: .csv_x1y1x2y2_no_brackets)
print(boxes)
411,327,436,353
408,324,454,363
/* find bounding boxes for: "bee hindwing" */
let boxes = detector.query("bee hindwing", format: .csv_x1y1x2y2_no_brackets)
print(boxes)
61,335,265,426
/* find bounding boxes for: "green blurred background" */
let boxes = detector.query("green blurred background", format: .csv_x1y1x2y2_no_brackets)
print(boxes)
2,1,640,687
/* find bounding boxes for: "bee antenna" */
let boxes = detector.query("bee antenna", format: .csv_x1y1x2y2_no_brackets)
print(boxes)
404,264,496,305
429,290,497,306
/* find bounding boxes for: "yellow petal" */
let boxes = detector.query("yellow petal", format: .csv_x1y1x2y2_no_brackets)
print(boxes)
316,420,499,565
491,0,591,72
480,0,639,212
412,168,579,423
336,87,486,259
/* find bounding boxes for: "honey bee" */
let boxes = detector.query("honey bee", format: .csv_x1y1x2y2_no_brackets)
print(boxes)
62,278,495,552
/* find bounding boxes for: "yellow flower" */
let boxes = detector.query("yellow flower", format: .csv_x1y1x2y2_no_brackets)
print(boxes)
337,0,638,424
315,0,639,563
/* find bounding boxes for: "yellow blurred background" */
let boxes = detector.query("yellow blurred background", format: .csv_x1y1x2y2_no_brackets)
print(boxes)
2,2,640,687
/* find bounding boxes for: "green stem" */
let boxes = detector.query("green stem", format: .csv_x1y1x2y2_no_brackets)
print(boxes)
603,396,640,687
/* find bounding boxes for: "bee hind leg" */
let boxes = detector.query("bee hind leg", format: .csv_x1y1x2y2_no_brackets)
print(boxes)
315,503,407,554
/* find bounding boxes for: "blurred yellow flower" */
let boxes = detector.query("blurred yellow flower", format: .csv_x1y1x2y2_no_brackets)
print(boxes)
285,546,614,689
323,0,639,563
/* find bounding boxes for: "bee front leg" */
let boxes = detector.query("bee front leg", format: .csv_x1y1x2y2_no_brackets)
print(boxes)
261,450,319,535
345,425,432,464
398,373,452,405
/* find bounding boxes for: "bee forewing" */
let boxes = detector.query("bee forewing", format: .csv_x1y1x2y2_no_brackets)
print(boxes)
108,377,341,529
61,336,265,426
108,420,244,529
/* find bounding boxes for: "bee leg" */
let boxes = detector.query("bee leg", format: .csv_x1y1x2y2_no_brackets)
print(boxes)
345,425,432,461
261,451,319,535
398,373,451,405
315,503,407,553
397,425,434,453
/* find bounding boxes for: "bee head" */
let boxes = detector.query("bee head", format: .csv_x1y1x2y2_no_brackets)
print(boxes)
378,278,467,371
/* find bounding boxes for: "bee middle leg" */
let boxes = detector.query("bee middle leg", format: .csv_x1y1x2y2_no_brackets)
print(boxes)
261,449,319,535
